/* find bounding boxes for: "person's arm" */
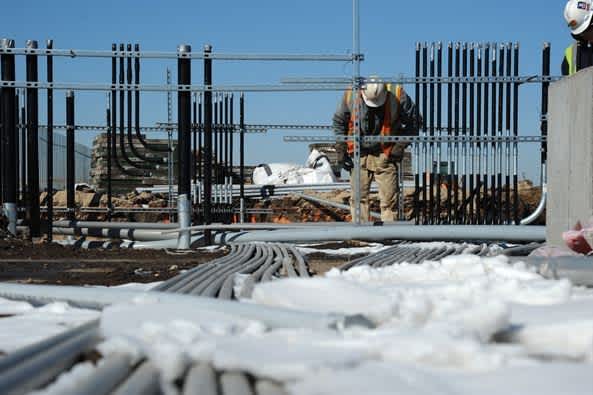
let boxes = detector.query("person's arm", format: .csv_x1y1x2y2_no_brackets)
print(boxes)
397,88,420,136
332,92,353,171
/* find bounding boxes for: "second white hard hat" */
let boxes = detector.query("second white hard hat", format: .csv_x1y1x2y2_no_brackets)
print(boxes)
565,0,593,35
361,77,387,108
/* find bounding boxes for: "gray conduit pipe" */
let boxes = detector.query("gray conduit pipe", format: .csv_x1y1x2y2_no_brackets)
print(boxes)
130,235,204,249
215,225,546,244
520,163,547,225
71,354,134,395
220,372,254,395
111,360,160,395
0,321,101,395
0,283,374,330
171,245,250,294
182,364,217,395
52,227,179,242
53,220,178,230
160,246,242,293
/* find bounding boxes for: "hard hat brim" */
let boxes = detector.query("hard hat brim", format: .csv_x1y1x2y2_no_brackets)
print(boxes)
362,90,387,108
572,12,593,35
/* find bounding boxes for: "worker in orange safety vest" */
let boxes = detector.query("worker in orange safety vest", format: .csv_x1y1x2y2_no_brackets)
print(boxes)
332,77,419,222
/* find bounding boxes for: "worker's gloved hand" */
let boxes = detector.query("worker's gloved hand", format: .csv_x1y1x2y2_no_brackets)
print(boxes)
339,156,354,173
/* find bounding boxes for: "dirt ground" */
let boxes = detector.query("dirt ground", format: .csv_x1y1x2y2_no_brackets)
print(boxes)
0,239,227,286
0,238,364,286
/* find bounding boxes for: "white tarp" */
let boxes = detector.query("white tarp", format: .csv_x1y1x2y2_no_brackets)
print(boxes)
252,149,337,185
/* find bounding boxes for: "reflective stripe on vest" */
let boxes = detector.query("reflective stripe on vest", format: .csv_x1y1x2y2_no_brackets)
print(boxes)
565,43,578,76
345,85,403,157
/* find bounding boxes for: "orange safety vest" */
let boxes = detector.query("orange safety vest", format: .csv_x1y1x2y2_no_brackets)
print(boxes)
344,84,403,157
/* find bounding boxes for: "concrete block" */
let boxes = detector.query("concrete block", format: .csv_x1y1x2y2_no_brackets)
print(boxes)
547,67,593,246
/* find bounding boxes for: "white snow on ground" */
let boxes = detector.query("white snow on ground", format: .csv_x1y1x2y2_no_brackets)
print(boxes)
2,252,592,394
0,301,99,354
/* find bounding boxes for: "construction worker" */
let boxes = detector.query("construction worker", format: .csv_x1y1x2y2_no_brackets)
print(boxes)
333,77,419,222
563,0,593,75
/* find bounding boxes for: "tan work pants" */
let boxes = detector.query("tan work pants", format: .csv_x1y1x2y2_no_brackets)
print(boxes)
350,153,399,222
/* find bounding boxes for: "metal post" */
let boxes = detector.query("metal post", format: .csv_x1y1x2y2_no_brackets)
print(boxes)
352,0,362,224
1,39,17,235
446,42,453,224
166,68,173,218
20,100,26,212
461,43,468,224
476,44,483,224
505,43,512,224
105,105,112,221
177,44,192,249
490,44,497,225
26,40,41,238
203,44,213,244
453,42,460,223
414,43,420,225
537,43,549,225
193,93,198,186
224,93,229,210
66,90,75,221
497,43,505,224
483,43,490,225
239,93,245,224
469,43,475,224
46,40,54,239
213,93,219,209
229,93,234,221
421,42,428,224
436,42,442,225
429,43,435,224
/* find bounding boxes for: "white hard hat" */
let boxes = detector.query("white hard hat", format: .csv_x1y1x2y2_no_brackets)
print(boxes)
361,77,387,108
565,0,593,35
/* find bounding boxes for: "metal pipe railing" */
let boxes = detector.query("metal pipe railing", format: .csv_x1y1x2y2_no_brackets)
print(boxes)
215,225,545,244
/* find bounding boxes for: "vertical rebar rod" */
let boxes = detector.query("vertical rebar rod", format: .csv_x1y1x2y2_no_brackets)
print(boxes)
66,90,75,221
13,91,18,213
166,68,173,216
213,93,218,207
461,43,468,224
414,43,420,225
46,40,54,238
20,102,26,213
224,93,229,207
497,43,505,224
239,93,245,224
483,43,490,225
229,93,234,220
490,44,497,225
352,0,362,224
505,43,512,224
446,42,453,224
193,93,198,186
512,43,521,224
436,42,442,224
26,40,40,238
198,93,203,186
469,43,475,224
422,42,428,224
203,44,213,244
177,44,192,249
218,95,223,211
476,44,483,224
453,42,460,224
429,43,435,224
1,39,17,235
537,42,549,225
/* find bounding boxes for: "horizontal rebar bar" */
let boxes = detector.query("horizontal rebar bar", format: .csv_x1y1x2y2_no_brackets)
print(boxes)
0,47,356,62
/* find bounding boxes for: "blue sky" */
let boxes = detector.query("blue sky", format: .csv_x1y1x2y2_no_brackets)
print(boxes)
3,1,569,182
